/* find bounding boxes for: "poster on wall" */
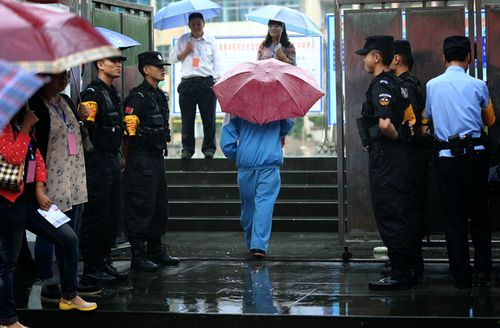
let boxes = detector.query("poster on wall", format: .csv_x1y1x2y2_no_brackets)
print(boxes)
170,35,323,115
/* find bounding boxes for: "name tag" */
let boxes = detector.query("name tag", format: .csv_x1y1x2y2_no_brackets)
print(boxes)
192,56,200,68
67,133,78,155
26,160,36,183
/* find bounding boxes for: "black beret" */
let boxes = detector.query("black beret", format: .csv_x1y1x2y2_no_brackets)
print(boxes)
355,35,394,55
443,36,471,53
138,51,170,71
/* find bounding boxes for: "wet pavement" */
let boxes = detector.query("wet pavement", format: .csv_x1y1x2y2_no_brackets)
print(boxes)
14,232,500,327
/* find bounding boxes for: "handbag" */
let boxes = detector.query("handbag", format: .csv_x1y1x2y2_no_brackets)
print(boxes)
0,155,25,191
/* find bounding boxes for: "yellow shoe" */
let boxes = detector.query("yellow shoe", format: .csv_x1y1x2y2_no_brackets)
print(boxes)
59,296,97,311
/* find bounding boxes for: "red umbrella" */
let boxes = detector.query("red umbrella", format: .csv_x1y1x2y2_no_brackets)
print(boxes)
213,58,324,125
0,0,120,73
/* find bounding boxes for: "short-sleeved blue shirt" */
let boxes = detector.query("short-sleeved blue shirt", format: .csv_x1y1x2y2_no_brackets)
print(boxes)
424,65,490,156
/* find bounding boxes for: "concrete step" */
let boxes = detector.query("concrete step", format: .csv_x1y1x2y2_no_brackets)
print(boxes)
169,200,337,217
168,185,337,200
167,171,337,185
165,156,337,171
167,216,338,232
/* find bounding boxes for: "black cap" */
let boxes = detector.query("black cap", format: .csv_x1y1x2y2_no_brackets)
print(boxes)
109,55,127,62
138,51,170,71
355,35,394,55
443,36,470,53
393,40,412,57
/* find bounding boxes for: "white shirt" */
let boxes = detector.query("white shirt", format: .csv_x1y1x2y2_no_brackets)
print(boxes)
169,32,222,79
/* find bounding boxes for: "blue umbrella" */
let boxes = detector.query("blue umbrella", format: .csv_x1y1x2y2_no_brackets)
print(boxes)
154,0,221,30
0,60,44,131
246,5,322,37
95,27,141,49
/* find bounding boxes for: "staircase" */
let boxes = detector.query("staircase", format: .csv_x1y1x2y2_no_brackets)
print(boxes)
166,157,338,232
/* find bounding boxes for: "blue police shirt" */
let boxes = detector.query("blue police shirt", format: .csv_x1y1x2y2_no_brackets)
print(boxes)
424,65,490,157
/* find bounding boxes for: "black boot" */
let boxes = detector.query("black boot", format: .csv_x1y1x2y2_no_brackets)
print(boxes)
103,256,129,280
131,241,159,272
369,270,412,290
147,241,180,266
82,259,116,284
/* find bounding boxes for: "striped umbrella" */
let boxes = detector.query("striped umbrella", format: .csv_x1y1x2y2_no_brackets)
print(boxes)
0,60,44,131
0,0,120,73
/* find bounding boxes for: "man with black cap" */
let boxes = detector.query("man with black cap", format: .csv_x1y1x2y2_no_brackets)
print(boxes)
390,40,428,282
79,54,128,284
356,35,416,290
170,12,222,159
425,35,495,288
122,51,179,272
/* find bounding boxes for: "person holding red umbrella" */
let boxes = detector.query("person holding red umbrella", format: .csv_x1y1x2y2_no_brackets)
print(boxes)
220,115,293,258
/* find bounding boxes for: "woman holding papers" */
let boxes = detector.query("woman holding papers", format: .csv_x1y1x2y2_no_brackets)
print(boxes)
0,106,96,328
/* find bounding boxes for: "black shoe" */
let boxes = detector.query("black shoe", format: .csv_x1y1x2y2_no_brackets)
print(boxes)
77,279,103,296
148,244,180,266
251,249,266,259
473,273,491,287
103,259,129,280
131,257,159,272
203,150,215,159
181,150,193,159
369,275,412,290
41,284,61,303
82,267,116,284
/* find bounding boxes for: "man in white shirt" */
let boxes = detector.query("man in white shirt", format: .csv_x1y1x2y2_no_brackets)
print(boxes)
170,12,222,159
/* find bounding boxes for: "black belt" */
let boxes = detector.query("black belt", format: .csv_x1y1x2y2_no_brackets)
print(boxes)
436,137,483,151
181,75,212,81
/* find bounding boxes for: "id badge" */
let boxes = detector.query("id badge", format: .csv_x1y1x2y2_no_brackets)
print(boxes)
192,56,200,68
26,160,36,183
67,133,78,155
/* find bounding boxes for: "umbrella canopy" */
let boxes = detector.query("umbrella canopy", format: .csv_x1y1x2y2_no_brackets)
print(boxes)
0,0,120,73
213,58,324,125
95,27,141,49
0,60,44,131
245,5,322,37
154,0,221,30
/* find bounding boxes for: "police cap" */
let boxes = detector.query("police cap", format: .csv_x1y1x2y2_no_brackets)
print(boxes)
393,40,412,58
355,35,394,56
138,51,170,72
443,36,471,53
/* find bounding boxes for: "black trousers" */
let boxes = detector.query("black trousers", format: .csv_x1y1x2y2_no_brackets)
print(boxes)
436,150,491,284
79,150,121,266
124,153,168,243
178,76,217,154
407,139,431,271
369,141,415,276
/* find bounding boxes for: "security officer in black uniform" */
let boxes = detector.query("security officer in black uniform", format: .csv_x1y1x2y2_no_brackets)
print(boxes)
355,35,416,290
123,51,179,272
390,40,429,280
79,55,128,283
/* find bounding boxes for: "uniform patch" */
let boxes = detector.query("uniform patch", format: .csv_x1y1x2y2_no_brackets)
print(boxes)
379,80,388,85
400,87,409,98
378,93,392,107
125,106,134,114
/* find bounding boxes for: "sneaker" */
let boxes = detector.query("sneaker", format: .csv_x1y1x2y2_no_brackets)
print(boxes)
181,150,193,159
40,284,61,303
203,150,215,159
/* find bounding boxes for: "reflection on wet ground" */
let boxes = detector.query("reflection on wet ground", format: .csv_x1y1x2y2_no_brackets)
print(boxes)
16,260,500,318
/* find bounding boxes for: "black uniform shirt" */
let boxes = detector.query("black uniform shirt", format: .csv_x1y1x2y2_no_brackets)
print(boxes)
80,78,123,152
123,80,170,154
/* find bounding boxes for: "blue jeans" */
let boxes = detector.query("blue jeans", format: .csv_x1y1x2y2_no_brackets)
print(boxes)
35,206,78,281
0,200,78,325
